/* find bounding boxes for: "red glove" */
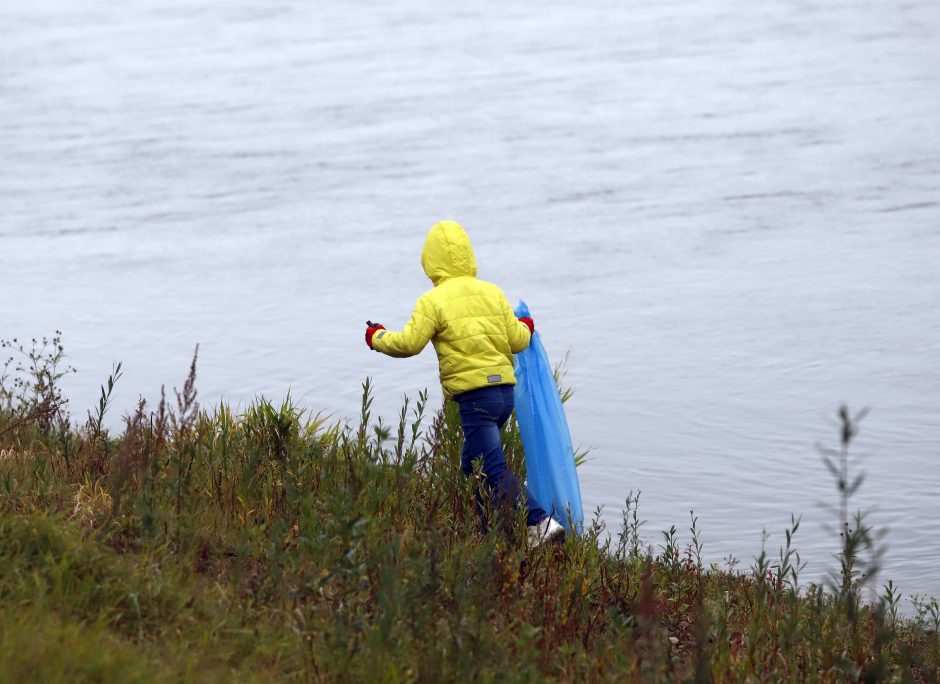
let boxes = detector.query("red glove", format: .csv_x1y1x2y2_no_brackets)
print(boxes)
365,323,385,349
518,317,534,334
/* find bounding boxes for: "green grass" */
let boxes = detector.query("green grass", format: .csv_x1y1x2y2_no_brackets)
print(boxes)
1,341,938,682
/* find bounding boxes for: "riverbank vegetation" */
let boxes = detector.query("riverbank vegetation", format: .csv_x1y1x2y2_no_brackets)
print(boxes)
1,335,938,682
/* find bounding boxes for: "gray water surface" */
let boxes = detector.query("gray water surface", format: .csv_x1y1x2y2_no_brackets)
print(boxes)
3,0,940,601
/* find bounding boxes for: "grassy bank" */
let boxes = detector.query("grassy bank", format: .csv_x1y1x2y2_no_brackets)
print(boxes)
1,337,938,682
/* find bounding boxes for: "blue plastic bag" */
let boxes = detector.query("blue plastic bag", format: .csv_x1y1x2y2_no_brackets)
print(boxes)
513,300,584,532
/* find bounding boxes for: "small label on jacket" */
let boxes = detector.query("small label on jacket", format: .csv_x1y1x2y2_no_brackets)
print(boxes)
487,375,501,383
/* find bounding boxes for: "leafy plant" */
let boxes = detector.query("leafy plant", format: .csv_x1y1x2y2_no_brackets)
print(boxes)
0,332,75,436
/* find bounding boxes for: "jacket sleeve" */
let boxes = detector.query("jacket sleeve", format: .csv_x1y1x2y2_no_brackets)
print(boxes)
503,295,532,354
372,294,438,357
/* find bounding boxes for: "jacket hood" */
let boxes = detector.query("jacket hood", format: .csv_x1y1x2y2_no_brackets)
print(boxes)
421,220,477,285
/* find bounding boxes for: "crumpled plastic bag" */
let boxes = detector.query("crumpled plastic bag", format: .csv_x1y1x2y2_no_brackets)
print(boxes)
513,300,584,532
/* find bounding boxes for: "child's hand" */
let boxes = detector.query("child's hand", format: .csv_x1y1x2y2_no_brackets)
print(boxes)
365,322,385,349
518,317,535,334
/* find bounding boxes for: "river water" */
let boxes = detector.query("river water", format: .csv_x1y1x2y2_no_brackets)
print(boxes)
3,0,939,602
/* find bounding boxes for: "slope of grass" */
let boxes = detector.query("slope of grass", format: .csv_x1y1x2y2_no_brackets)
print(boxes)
1,340,938,682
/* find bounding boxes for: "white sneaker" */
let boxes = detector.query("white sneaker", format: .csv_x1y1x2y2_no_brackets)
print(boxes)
528,517,565,548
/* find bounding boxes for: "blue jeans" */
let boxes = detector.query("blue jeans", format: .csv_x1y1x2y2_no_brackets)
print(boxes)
454,384,548,528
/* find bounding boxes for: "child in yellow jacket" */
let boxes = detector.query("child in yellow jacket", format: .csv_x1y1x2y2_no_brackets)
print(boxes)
366,220,564,546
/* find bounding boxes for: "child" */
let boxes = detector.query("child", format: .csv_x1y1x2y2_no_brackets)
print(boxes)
365,220,565,546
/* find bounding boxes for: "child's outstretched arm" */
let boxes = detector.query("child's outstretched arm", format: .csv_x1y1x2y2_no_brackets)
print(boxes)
370,295,438,357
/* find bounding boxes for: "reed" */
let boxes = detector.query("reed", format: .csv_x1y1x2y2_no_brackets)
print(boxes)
0,336,937,682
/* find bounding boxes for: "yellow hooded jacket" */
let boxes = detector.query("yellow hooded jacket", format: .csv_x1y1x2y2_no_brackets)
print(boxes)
371,220,532,398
